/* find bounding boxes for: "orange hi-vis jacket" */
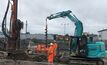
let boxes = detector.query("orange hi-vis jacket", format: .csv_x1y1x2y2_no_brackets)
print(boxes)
47,45,55,63
53,43,58,56
47,43,58,63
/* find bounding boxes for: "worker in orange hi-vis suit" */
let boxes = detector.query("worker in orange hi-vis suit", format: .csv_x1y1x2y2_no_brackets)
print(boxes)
53,42,58,57
47,43,55,64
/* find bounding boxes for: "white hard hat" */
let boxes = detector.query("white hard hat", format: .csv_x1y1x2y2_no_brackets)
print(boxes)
50,43,53,45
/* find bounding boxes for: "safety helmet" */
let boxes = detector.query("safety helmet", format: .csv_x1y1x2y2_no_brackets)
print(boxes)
50,43,53,45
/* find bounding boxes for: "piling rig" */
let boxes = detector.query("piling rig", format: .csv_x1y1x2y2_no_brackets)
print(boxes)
1,0,32,60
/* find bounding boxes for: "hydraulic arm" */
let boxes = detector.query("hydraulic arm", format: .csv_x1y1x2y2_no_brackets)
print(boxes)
47,10,83,52
47,10,83,36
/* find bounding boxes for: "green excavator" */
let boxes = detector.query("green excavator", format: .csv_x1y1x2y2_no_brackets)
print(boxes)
47,10,107,65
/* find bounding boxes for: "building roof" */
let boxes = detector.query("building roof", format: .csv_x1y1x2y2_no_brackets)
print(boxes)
98,29,107,32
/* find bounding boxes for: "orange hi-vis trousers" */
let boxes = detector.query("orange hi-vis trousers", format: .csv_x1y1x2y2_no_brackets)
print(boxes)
47,45,55,63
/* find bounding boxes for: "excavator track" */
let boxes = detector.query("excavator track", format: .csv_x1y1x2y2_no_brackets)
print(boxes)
69,57,104,65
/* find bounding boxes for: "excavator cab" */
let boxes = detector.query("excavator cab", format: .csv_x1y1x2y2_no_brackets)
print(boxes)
70,35,88,57
70,35,107,58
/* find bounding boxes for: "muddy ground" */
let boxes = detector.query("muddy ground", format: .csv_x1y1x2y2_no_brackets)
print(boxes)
0,58,107,65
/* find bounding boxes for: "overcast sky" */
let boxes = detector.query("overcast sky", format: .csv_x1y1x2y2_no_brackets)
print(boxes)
0,0,107,35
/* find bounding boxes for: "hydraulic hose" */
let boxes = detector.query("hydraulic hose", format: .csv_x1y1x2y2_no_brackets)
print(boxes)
2,0,11,39
2,0,23,40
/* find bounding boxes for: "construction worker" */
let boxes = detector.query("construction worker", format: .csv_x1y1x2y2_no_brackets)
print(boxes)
47,43,55,64
53,41,58,57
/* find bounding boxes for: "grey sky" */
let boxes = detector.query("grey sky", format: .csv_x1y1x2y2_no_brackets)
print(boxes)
0,0,107,35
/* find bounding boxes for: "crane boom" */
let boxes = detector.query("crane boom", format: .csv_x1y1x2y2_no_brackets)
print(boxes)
47,10,83,36
47,10,83,53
